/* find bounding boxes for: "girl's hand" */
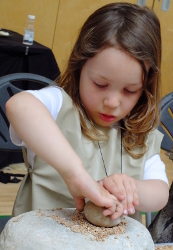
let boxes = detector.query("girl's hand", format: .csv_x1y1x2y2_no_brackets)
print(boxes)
98,174,139,215
65,171,124,220
5,92,123,220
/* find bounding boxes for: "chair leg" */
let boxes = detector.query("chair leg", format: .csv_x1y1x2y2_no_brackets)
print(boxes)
146,212,151,228
169,144,173,160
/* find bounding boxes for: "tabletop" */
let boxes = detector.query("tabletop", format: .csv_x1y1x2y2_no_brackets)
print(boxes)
0,29,60,83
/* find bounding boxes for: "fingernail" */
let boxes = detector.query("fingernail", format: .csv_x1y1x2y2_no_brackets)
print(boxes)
129,208,135,214
123,210,128,215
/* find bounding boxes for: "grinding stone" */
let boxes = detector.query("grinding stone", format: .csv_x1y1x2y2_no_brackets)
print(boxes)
84,200,123,227
0,208,155,250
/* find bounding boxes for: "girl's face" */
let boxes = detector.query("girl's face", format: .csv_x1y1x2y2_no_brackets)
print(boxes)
79,47,144,127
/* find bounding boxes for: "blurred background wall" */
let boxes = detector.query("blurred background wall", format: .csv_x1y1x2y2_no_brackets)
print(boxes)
0,0,172,96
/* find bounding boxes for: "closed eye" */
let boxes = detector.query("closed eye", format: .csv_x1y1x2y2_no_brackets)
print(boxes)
125,89,138,94
94,82,108,88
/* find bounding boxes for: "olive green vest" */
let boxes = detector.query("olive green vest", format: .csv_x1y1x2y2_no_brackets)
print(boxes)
13,89,163,223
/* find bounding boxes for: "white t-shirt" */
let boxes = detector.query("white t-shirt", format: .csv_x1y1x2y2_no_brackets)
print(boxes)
9,86,169,185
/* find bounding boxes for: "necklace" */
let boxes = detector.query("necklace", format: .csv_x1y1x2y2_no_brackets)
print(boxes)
98,129,123,177
98,141,108,177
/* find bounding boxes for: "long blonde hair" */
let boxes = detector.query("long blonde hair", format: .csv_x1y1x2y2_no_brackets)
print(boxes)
58,3,162,158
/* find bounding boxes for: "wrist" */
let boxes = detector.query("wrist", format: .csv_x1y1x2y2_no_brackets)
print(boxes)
62,158,86,184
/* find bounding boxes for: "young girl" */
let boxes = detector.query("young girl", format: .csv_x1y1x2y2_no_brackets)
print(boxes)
6,2,169,223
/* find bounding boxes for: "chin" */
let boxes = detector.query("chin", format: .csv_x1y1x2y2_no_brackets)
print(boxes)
95,120,113,127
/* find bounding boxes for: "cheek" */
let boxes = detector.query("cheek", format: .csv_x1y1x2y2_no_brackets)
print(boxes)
124,94,141,112
79,80,98,108
131,95,142,111
81,92,95,111
79,84,90,110
80,89,99,116
79,79,85,102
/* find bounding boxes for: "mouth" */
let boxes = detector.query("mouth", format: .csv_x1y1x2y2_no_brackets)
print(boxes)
99,113,116,122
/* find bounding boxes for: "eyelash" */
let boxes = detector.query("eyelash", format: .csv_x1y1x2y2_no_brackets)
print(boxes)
125,89,137,94
94,82,107,88
95,82,138,93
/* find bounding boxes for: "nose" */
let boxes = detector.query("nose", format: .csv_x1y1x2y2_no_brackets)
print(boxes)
103,92,120,109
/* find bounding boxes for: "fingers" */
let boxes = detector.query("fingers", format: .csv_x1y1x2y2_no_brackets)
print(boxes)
102,197,124,220
87,182,124,219
101,176,126,201
69,174,118,215
111,202,124,220
101,174,139,216
73,182,124,220
72,180,124,222
124,178,139,214
123,177,139,215
68,172,136,220
100,176,128,215
73,197,85,212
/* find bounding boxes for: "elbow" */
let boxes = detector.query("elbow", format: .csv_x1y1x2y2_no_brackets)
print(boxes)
5,92,27,122
5,95,19,122
5,97,14,121
164,190,169,207
159,182,169,210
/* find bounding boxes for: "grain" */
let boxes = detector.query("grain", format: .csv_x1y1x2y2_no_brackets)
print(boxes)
36,209,126,242
12,215,23,223
155,246,173,250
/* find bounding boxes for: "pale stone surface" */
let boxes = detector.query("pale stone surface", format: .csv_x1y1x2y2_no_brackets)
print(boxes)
84,200,123,227
0,208,155,250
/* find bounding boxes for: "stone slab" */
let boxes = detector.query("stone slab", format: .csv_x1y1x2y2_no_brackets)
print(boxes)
0,208,155,250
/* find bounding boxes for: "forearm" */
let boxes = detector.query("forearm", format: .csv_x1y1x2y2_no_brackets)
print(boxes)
135,179,169,212
6,92,124,217
6,92,85,181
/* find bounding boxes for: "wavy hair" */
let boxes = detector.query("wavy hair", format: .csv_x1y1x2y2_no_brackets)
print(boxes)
57,3,162,158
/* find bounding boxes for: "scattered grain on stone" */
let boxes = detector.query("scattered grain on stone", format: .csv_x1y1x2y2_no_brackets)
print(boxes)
12,215,23,223
36,209,126,242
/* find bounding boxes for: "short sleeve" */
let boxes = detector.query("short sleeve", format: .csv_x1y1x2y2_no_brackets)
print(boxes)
26,86,63,120
145,129,164,160
143,154,169,186
9,86,63,167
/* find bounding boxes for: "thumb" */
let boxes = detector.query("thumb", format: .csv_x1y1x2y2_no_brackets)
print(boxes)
73,197,85,212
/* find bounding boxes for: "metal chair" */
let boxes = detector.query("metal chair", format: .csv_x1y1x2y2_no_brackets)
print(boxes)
148,182,173,243
0,73,53,169
146,92,173,228
158,92,173,155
